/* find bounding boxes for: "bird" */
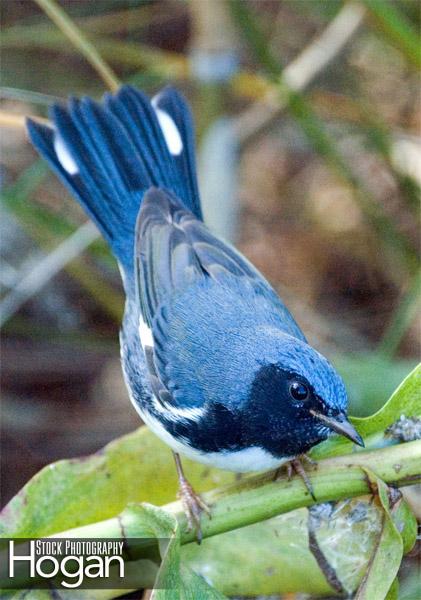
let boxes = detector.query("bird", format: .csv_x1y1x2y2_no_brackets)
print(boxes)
27,85,364,541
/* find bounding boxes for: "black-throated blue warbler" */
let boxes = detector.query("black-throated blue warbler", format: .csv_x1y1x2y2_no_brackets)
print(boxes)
27,85,363,540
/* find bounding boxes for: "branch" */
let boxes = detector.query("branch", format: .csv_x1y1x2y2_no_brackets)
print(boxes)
47,441,421,545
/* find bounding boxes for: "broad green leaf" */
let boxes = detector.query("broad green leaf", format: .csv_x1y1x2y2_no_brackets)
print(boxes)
312,363,421,459
335,354,418,416
385,577,399,600
122,505,227,600
2,501,226,599
182,496,417,598
354,471,404,600
182,507,333,597
352,363,421,436
179,566,228,600
0,426,236,539
392,495,417,555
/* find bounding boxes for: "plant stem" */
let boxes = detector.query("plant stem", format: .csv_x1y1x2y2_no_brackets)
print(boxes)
33,0,120,91
363,0,421,69
47,440,421,545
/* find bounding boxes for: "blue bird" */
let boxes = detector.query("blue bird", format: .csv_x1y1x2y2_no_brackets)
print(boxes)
27,85,363,540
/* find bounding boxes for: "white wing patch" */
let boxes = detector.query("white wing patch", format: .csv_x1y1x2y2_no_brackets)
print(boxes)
152,97,183,156
53,133,79,175
139,316,154,348
150,395,205,421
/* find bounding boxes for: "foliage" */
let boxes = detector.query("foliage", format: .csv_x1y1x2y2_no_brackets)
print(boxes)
1,365,420,598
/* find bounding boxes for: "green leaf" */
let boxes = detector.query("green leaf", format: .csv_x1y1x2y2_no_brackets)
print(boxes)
354,471,404,600
182,494,417,598
1,368,419,597
178,566,228,600
2,501,225,599
385,577,399,600
120,504,227,600
182,508,333,597
335,353,418,416
0,426,236,539
312,363,421,459
392,495,417,555
352,363,420,435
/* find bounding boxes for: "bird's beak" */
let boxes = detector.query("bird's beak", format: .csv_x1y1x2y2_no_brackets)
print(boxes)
310,409,364,447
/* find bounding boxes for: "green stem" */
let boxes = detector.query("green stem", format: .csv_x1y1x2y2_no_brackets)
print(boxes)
363,0,421,70
33,0,120,91
44,440,421,545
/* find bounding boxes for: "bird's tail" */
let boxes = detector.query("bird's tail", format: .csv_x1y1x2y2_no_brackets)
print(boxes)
26,85,202,273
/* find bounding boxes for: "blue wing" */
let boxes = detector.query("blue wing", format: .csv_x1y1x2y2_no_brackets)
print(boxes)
135,189,306,410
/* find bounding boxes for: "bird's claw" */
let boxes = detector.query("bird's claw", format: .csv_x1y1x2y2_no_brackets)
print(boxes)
275,455,318,500
177,477,211,544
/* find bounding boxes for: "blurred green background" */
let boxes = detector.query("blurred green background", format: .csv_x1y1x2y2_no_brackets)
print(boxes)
0,1,420,596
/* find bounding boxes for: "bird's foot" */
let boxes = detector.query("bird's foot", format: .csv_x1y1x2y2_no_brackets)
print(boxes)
173,452,210,543
275,454,318,500
177,477,211,543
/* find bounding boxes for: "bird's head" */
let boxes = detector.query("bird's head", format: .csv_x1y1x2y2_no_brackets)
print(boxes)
242,332,364,458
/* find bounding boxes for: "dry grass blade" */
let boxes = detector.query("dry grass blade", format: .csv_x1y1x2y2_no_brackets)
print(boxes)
0,110,49,129
234,2,366,146
0,221,99,328
33,0,120,91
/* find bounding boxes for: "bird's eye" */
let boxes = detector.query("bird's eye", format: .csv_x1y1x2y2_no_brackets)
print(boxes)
289,381,309,401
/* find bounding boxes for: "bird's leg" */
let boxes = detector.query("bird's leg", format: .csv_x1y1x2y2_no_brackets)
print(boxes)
274,454,318,500
173,452,211,543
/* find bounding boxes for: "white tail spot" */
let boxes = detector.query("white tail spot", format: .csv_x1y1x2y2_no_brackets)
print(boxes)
152,99,183,156
54,134,79,175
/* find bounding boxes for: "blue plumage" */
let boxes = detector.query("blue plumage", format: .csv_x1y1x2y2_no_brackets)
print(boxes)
27,86,200,271
27,85,363,533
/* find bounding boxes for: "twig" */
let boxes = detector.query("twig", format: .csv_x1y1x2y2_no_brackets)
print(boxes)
233,2,366,147
33,0,120,91
36,440,421,546
0,221,99,328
